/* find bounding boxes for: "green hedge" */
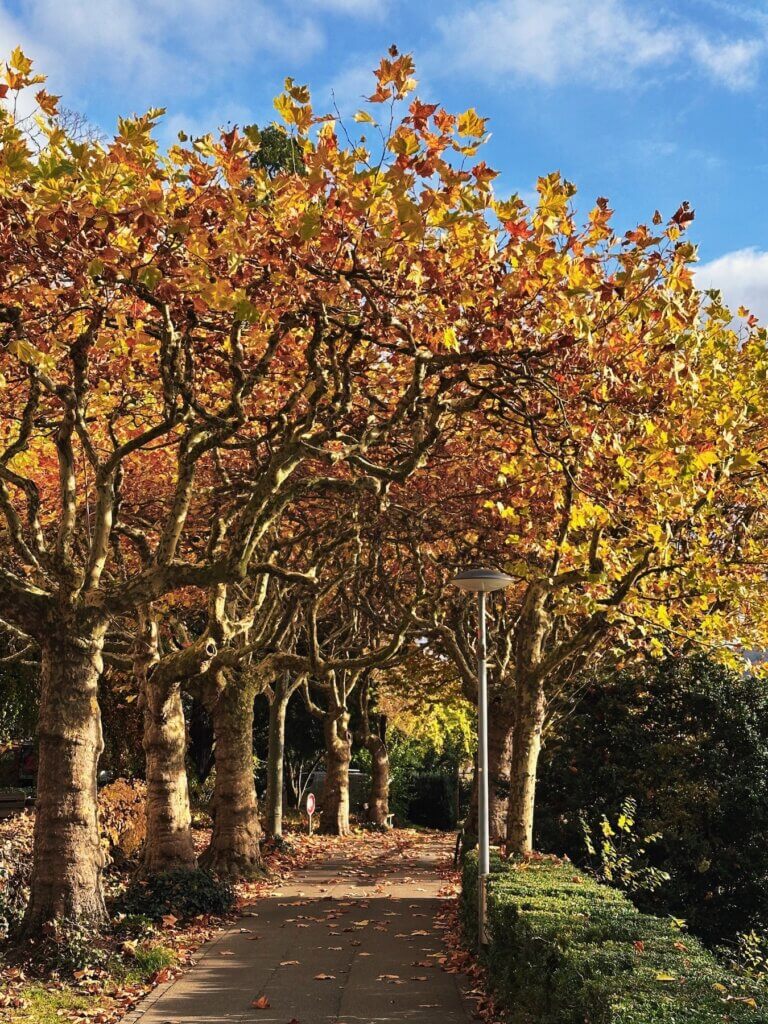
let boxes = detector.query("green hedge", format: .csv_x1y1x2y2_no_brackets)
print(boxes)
460,853,767,1023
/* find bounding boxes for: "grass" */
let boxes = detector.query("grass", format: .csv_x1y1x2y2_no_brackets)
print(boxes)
8,984,91,1024
114,941,178,984
1,942,179,1024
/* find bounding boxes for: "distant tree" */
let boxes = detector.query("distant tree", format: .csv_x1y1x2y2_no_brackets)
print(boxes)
248,123,304,178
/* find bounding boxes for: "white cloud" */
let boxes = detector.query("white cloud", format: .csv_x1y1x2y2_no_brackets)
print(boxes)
692,36,762,89
434,0,763,91
306,0,387,15
0,0,325,101
696,247,768,322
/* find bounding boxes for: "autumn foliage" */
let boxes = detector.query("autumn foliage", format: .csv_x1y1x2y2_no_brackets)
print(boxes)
1,42,768,955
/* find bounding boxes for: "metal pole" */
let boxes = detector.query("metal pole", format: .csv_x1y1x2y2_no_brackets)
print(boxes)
477,589,490,946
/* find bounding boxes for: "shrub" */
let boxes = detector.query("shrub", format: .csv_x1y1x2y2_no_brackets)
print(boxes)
537,655,768,944
0,810,33,937
461,853,768,1023
406,772,457,830
111,912,159,940
120,868,235,922
32,919,111,977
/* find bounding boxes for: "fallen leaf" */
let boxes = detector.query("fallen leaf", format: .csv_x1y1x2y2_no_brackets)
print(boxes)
252,996,271,1009
314,973,336,981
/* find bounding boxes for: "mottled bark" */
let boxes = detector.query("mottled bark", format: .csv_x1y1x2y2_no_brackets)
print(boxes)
320,710,351,836
489,710,514,841
265,694,289,839
141,677,197,873
201,677,262,878
19,620,108,939
366,733,390,826
506,671,546,855
189,697,215,784
465,707,513,843
355,678,389,827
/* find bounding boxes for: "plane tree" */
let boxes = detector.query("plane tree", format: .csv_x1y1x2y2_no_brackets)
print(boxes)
0,49,540,937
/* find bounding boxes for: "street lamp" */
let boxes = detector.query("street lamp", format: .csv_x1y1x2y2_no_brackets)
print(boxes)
451,567,513,947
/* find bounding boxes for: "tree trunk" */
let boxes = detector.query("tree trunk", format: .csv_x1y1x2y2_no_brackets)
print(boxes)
265,694,288,839
19,620,108,939
188,697,215,784
141,677,197,874
366,732,390,826
201,680,262,878
506,672,546,856
465,711,513,843
320,710,351,836
488,711,514,842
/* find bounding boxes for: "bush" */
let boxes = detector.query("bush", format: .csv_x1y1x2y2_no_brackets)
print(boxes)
537,655,768,944
0,810,33,937
461,853,768,1023
120,868,235,921
32,919,111,976
111,912,159,940
406,772,457,830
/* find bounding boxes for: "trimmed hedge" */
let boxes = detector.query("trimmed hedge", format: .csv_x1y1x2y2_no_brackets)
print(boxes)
461,853,768,1023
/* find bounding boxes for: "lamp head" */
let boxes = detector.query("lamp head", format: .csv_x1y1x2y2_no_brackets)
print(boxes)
450,567,514,594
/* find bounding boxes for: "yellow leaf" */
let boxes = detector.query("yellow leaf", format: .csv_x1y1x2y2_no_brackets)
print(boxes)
9,47,33,76
443,326,460,352
457,108,487,138
284,77,310,104
353,110,376,125
693,449,718,471
655,973,676,982
273,93,296,126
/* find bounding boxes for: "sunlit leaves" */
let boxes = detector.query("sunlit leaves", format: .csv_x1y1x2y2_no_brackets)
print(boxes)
456,108,487,138
273,78,313,134
369,47,417,102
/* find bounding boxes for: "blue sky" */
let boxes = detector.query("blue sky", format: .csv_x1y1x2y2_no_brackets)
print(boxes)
3,0,768,316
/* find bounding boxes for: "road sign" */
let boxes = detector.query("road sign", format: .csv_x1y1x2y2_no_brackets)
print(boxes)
307,792,316,835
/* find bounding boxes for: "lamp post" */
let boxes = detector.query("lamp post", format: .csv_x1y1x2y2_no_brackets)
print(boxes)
450,567,513,947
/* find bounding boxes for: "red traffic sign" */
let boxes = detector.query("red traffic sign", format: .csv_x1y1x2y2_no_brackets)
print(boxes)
306,792,316,816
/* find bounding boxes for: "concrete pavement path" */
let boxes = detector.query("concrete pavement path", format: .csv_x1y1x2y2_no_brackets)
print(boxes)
126,832,475,1024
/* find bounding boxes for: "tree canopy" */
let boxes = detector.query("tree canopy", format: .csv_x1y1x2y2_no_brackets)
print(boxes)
2,43,768,946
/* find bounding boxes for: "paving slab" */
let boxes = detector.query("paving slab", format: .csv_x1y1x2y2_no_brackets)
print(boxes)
126,834,474,1024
